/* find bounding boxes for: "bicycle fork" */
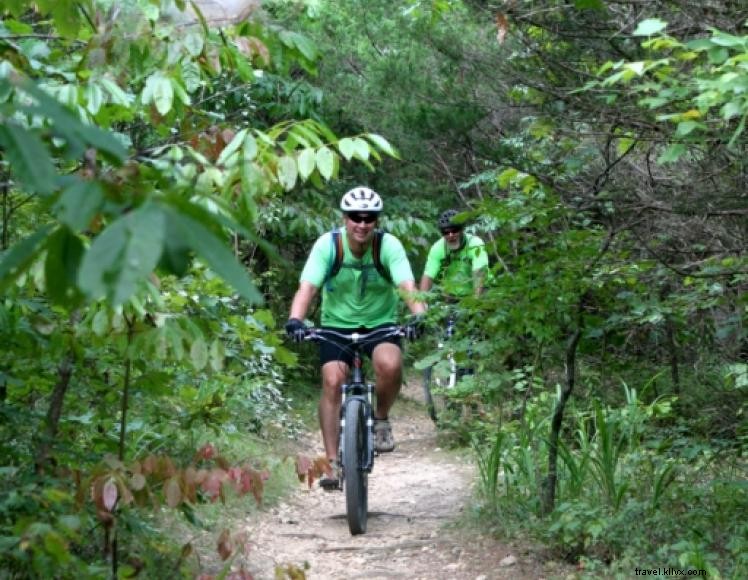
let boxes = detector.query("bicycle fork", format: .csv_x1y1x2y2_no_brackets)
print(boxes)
340,382,376,472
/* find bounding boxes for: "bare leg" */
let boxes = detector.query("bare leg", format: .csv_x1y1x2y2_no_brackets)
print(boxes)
371,342,403,419
320,361,348,460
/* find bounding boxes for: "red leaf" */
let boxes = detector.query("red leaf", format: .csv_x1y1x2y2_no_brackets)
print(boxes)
165,476,182,508
196,443,216,461
295,455,311,482
496,12,509,44
201,469,228,502
217,529,233,561
102,478,118,512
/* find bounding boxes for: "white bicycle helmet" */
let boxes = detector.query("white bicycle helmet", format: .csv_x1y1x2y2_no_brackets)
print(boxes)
340,186,383,212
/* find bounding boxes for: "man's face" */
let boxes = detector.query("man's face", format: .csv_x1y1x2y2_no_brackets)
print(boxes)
441,226,463,250
345,212,378,245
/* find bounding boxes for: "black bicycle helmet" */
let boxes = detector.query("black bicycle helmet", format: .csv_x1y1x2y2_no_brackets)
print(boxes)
438,209,462,230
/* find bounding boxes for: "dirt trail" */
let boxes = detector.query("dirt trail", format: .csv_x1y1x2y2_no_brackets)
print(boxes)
223,383,558,579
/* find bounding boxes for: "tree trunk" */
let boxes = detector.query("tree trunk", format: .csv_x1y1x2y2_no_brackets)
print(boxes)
35,353,74,473
541,323,582,515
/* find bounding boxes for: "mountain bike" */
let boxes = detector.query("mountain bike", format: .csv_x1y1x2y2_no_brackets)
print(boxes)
304,325,406,535
422,312,472,423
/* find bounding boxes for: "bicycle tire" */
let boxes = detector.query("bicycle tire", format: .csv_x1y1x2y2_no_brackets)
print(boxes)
343,398,368,534
422,367,438,423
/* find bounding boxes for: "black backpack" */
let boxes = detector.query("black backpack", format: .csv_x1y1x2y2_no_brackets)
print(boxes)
323,228,393,290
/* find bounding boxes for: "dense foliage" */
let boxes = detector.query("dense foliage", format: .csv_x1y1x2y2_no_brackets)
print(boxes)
1,0,746,578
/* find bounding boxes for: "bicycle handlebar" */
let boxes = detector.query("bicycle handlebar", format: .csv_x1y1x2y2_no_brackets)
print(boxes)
303,325,405,344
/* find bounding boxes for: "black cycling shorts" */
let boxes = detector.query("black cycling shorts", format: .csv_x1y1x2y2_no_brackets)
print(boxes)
319,323,402,367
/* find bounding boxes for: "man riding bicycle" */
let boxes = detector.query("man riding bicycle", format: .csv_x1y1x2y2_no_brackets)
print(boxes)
418,209,488,416
419,209,488,299
285,187,426,489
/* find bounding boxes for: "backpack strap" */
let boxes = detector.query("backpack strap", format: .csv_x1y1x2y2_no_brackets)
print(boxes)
324,228,344,291
372,230,393,284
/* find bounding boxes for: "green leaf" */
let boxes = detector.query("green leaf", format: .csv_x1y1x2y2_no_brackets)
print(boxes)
183,31,204,57
0,224,56,291
163,204,262,303
19,80,127,163
337,138,355,161
364,133,399,159
84,82,105,115
243,133,258,161
657,143,686,164
92,310,109,337
315,146,335,180
78,204,165,304
297,148,316,180
351,137,370,161
142,72,174,116
217,128,248,166
720,101,742,120
209,339,224,371
190,337,208,370
44,227,84,307
675,121,700,136
53,180,104,231
0,123,57,196
182,61,202,93
574,0,604,9
633,19,667,37
277,156,298,190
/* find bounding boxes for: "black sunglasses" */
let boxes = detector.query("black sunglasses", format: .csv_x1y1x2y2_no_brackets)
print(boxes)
346,213,378,224
441,227,462,236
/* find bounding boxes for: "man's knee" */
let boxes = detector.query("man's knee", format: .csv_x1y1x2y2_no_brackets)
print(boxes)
372,345,402,379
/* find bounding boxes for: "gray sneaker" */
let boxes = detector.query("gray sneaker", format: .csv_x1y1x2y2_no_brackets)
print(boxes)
374,419,395,452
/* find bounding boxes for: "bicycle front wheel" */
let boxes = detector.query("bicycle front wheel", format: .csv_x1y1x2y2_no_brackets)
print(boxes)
343,398,368,535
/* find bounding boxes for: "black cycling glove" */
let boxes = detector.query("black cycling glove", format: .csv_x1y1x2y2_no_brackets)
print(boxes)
284,318,307,343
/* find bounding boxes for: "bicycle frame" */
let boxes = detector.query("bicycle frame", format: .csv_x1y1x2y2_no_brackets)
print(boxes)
306,326,404,471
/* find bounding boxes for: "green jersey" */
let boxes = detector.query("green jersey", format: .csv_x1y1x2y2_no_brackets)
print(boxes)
300,229,415,328
423,233,488,297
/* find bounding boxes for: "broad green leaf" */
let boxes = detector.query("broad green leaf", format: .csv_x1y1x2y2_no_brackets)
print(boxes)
44,227,84,307
297,148,316,180
364,133,399,159
633,19,667,37
54,180,104,231
337,138,355,161
675,121,699,136
352,137,370,161
0,224,56,291
277,156,298,191
171,78,191,105
163,204,262,303
720,101,742,120
92,310,109,337
142,72,174,116
243,133,258,161
209,339,224,371
183,31,204,57
217,128,248,166
100,77,133,106
710,30,745,48
182,61,202,93
190,337,208,370
657,143,686,164
84,82,105,115
78,203,165,304
315,146,335,180
19,80,127,163
0,123,57,196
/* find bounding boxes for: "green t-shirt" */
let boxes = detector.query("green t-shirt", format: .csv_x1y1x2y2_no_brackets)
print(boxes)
300,229,415,328
423,233,488,297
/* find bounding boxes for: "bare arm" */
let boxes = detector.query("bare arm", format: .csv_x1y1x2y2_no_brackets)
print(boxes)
419,275,434,292
288,281,319,320
399,279,427,315
473,269,486,297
